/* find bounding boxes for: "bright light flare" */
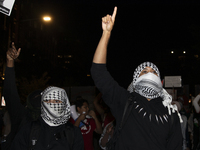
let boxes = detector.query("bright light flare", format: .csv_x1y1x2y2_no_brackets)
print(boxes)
43,16,51,21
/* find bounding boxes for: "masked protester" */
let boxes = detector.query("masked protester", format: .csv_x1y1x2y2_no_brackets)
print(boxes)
40,86,71,126
90,7,183,150
26,90,42,121
10,86,84,150
2,43,43,150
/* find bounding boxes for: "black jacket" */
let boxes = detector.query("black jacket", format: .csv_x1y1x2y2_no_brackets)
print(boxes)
10,117,84,150
91,63,183,150
2,67,28,150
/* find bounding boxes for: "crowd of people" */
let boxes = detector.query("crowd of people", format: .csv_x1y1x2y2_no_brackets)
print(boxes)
0,6,200,150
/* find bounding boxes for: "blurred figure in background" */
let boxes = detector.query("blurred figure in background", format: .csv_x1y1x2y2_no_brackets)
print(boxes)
93,93,115,150
174,98,190,150
99,120,116,150
93,93,115,129
192,93,200,150
70,98,102,150
193,93,200,114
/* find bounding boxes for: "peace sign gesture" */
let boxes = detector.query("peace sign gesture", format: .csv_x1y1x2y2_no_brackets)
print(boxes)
102,7,117,32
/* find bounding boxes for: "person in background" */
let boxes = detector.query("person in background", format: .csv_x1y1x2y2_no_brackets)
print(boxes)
93,92,115,128
187,107,194,150
70,98,102,150
193,93,200,114
91,6,183,150
192,93,200,150
93,93,115,150
99,120,116,150
173,99,190,150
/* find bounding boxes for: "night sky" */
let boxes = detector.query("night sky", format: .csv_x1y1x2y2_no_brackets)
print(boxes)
15,0,200,94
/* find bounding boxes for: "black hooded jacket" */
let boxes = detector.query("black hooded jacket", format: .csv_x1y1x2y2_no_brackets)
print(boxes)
91,63,183,150
2,67,40,150
10,117,84,150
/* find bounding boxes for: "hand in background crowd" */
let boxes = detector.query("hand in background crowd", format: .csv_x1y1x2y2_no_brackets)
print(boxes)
94,93,103,102
79,113,86,121
88,110,97,119
106,123,114,136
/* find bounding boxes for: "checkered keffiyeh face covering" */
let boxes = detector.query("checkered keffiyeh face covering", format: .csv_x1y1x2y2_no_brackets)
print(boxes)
127,62,161,96
127,62,183,122
134,72,162,99
41,86,71,126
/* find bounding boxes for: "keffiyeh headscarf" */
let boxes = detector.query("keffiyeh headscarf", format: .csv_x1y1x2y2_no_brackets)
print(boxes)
41,86,71,126
127,62,183,123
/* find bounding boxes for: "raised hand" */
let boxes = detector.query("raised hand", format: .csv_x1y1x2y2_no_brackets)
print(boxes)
7,42,21,61
94,92,103,103
106,123,114,134
102,7,117,32
78,113,86,121
88,110,97,119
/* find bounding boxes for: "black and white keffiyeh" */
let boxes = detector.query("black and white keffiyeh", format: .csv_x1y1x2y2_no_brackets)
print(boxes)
134,72,162,99
127,62,183,123
41,86,71,126
127,62,160,93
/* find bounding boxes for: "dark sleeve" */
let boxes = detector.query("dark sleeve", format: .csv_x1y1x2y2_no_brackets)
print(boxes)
72,126,84,150
167,113,183,150
90,63,130,110
3,67,26,129
10,122,31,150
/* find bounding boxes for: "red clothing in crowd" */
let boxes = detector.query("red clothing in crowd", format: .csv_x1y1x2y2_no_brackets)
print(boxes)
70,117,96,150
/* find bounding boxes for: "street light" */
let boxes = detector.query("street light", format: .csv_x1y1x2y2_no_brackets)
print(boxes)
6,15,52,48
43,16,51,22
19,16,52,22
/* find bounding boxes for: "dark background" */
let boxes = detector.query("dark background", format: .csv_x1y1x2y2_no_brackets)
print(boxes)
1,0,200,97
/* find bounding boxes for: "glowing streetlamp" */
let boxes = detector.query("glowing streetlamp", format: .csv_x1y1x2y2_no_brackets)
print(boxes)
9,15,53,53
43,16,51,22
